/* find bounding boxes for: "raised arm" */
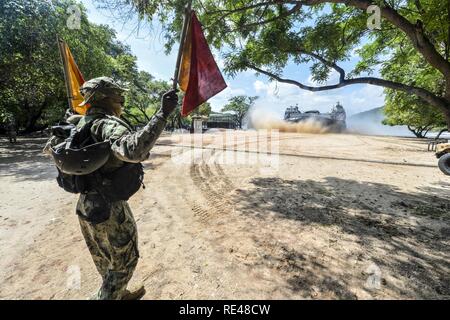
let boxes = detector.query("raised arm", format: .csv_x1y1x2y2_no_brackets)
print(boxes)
99,90,178,163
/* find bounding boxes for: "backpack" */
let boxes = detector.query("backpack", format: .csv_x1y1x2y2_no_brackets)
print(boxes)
50,115,145,201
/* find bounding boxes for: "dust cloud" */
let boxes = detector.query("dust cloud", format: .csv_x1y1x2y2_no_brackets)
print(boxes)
248,108,330,134
347,114,412,137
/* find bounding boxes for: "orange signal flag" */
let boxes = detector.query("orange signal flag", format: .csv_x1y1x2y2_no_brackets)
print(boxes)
178,11,227,117
57,38,87,115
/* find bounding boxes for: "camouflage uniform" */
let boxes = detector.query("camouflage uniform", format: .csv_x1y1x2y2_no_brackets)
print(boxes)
45,77,171,299
75,106,167,299
7,121,17,143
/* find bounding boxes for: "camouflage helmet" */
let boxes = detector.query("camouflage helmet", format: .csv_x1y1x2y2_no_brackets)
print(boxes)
79,76,127,106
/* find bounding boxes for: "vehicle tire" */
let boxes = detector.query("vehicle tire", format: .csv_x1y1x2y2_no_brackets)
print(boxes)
438,153,450,176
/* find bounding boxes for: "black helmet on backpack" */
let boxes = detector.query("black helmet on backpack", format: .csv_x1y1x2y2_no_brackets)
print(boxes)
50,116,111,176
50,115,144,200
51,141,110,175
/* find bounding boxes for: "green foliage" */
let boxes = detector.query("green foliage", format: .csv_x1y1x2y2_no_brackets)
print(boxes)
191,102,212,117
100,0,450,128
383,90,446,138
5,0,450,132
123,71,171,125
221,95,258,128
0,0,157,132
163,102,212,131
381,38,446,135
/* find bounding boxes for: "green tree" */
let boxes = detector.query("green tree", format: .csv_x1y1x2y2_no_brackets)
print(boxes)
165,100,212,131
191,102,212,117
97,0,450,129
222,95,258,128
383,90,446,138
382,47,446,137
123,71,171,125
0,0,139,132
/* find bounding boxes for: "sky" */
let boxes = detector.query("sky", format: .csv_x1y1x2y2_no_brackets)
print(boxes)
79,0,386,118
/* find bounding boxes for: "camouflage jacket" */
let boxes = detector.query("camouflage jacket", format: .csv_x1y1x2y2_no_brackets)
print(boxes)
44,106,168,172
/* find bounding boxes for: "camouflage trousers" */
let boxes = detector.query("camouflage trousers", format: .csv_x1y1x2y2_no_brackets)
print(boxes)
77,193,139,300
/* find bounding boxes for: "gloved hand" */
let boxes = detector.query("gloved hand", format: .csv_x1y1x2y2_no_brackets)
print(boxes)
161,89,179,118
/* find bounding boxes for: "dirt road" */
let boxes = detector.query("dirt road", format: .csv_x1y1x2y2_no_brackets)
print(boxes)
0,131,449,299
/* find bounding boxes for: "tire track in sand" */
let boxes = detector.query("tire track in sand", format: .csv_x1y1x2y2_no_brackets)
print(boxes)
189,154,236,222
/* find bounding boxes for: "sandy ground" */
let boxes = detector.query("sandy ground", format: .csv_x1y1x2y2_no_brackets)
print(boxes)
0,131,449,300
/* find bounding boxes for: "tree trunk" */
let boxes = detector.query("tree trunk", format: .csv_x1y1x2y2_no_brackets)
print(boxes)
124,111,145,126
238,115,243,129
444,73,450,129
177,113,182,129
23,100,40,133
23,99,49,133
444,108,450,131
408,126,425,138
436,128,448,140
445,111,450,131
24,113,40,133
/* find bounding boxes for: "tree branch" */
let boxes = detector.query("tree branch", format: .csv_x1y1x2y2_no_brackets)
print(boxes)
290,49,347,82
245,62,449,112
231,3,303,31
414,0,425,14
299,0,450,77
204,1,299,30
206,1,287,16
135,104,151,121
124,109,146,125
206,0,450,77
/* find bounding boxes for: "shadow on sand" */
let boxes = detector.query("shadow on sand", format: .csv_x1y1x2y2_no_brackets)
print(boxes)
0,137,56,181
234,177,450,299
0,137,172,181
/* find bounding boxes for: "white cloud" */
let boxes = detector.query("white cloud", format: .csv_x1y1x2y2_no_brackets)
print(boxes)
208,85,248,112
227,86,247,96
254,80,268,93
254,80,298,97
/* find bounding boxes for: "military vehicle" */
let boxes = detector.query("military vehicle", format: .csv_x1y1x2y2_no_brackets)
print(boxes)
428,136,450,175
284,102,347,132
434,142,450,175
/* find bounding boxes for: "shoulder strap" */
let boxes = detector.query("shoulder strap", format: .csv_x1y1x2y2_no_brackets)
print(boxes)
67,114,132,150
68,115,105,148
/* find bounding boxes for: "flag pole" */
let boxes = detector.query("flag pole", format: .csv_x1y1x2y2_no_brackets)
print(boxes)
57,36,74,112
172,0,193,90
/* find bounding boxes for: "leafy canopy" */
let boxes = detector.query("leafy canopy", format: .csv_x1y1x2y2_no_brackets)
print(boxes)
0,0,171,131
222,95,258,128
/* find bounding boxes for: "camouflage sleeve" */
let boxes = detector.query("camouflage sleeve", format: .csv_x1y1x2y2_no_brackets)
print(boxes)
93,109,168,163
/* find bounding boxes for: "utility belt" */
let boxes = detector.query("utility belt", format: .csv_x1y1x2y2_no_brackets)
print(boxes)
60,162,144,224
57,162,145,202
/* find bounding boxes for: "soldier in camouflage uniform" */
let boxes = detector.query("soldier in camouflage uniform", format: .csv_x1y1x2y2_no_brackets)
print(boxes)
7,117,17,144
44,77,178,299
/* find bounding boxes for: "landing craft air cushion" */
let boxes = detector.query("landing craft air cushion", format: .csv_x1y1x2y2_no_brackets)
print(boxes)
284,102,347,132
